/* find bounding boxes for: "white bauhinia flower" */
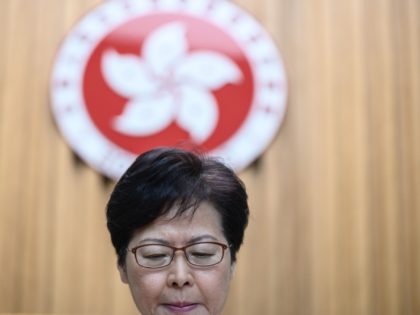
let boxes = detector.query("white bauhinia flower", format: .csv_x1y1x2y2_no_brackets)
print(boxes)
101,22,243,143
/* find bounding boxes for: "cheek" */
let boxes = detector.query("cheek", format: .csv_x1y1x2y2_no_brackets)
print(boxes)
126,270,167,314
197,266,233,312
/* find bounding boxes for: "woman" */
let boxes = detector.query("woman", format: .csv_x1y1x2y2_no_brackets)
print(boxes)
106,147,249,315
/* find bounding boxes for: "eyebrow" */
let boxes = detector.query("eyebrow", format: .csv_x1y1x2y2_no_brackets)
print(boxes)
189,234,219,243
137,234,219,246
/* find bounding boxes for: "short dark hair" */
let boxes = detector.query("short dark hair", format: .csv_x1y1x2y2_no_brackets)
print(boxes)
106,147,249,266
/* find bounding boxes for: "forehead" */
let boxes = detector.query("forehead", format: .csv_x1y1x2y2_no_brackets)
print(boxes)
129,202,225,245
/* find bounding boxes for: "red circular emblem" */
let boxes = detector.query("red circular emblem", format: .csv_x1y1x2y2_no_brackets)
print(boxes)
50,0,287,179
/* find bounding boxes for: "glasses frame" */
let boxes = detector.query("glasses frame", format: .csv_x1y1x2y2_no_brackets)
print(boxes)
129,241,229,269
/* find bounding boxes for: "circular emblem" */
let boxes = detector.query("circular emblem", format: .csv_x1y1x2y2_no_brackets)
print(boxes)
50,0,287,179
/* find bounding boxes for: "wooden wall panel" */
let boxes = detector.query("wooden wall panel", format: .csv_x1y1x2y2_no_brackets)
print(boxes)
0,0,419,314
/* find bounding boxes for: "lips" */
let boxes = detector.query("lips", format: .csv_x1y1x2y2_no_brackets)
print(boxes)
163,302,199,313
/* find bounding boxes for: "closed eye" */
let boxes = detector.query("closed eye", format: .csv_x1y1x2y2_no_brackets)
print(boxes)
190,252,215,257
144,254,169,259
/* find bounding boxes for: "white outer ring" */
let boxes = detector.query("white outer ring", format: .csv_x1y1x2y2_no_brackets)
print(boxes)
50,0,288,179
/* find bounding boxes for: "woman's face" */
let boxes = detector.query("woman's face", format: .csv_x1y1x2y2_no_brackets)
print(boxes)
118,202,235,315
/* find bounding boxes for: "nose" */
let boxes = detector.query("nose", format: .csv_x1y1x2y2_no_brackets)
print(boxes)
167,252,194,288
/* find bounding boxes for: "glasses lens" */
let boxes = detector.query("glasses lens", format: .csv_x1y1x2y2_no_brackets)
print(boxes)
136,245,173,268
186,242,224,266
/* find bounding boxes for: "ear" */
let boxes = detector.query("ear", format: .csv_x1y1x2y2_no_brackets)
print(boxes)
230,262,236,278
117,262,129,284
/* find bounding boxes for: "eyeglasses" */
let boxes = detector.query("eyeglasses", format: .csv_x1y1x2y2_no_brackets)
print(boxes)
129,242,229,269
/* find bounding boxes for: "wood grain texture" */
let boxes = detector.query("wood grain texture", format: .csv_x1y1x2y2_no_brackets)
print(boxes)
0,0,419,314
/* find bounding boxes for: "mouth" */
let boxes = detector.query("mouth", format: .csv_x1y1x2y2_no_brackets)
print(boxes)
163,303,199,313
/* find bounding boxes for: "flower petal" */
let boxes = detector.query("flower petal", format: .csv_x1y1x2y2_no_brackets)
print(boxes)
112,93,175,136
174,51,243,90
143,22,187,76
176,85,218,143
101,49,157,98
